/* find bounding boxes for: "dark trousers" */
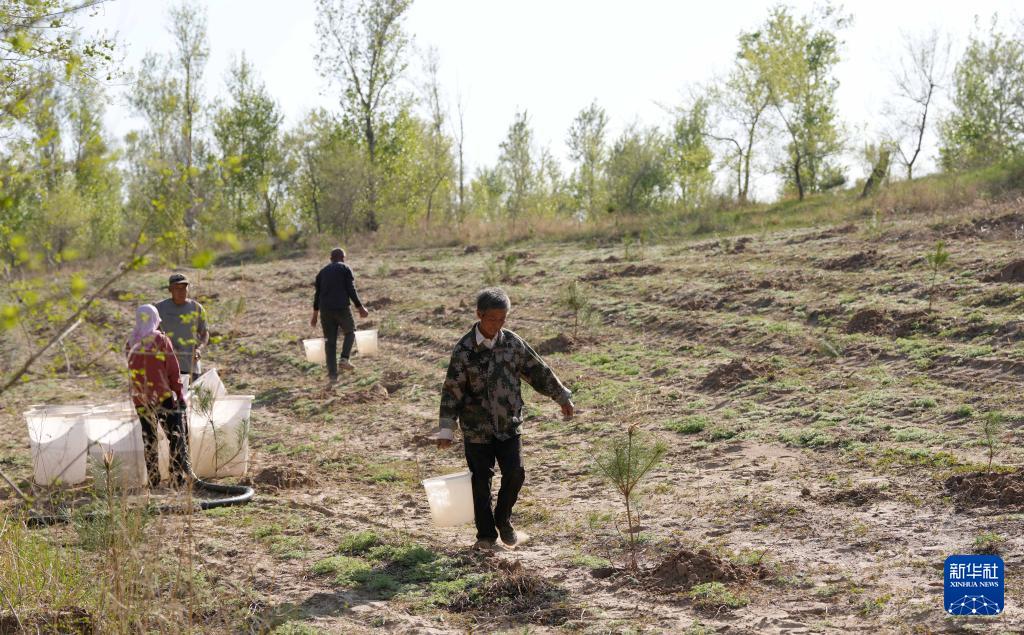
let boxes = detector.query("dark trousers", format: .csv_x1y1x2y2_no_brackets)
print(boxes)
464,436,525,541
138,398,190,486
321,307,355,378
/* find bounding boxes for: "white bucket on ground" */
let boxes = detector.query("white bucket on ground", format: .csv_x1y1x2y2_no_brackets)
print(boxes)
422,471,475,527
25,408,90,486
303,338,326,364
84,410,146,488
189,395,253,478
354,329,378,357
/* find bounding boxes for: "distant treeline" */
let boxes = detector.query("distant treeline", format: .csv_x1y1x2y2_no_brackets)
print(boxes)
2,0,1024,263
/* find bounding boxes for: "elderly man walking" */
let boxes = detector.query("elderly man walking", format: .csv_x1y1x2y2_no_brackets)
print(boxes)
436,287,574,549
311,247,370,383
155,273,209,380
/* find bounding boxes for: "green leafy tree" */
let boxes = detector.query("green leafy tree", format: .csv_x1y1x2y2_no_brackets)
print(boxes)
739,4,849,199
605,124,671,214
498,110,536,229
669,94,715,210
710,60,774,204
169,0,211,237
315,0,413,232
466,165,506,222
567,100,609,219
418,46,455,226
939,17,1024,171
213,55,289,241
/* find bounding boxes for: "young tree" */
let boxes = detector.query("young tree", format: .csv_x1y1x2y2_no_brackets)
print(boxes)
886,29,950,180
453,90,467,222
169,0,210,234
498,110,535,229
213,55,288,241
668,94,715,210
739,4,849,199
939,17,1024,171
418,46,454,226
566,100,609,219
315,0,413,232
605,124,671,214
708,63,774,204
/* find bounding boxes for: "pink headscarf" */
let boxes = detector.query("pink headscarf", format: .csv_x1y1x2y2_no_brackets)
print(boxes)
129,304,162,348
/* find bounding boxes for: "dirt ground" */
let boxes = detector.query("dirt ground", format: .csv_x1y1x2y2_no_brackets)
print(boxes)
3,199,1024,633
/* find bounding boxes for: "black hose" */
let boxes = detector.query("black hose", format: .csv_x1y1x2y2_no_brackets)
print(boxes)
25,406,255,527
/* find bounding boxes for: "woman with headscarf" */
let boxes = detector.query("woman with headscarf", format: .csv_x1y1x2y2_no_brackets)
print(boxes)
126,304,190,488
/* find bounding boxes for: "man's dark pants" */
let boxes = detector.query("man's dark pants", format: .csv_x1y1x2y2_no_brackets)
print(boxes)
321,306,355,378
464,435,525,541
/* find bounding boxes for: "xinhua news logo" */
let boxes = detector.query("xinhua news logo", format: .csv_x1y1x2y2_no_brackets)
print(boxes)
944,555,1004,616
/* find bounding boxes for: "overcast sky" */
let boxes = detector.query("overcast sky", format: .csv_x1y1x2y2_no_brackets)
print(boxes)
85,0,1022,200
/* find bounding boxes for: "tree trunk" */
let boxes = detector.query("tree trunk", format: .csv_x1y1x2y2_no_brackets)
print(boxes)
364,114,379,232
860,149,891,199
793,154,805,201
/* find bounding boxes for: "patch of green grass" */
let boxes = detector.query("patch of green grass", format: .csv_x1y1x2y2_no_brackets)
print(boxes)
337,530,382,555
666,415,708,434
311,555,372,586
573,350,641,376
571,553,613,569
709,427,739,441
253,523,282,540
688,582,748,610
909,397,937,409
269,536,309,560
973,532,1005,555
779,427,834,448
876,448,963,470
858,593,891,616
272,622,322,635
893,427,934,443
952,404,974,419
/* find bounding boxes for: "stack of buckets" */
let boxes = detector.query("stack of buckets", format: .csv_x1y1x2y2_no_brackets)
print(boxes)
23,370,254,488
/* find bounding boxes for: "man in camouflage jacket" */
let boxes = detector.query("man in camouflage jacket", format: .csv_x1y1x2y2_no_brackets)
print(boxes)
436,288,574,549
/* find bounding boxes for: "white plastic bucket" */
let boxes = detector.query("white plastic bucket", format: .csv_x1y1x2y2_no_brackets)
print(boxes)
354,329,378,357
25,409,90,486
303,338,326,364
188,369,226,402
189,395,253,478
84,411,147,488
422,471,475,527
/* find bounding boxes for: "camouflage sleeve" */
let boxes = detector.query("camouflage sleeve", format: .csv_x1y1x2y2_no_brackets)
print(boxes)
438,349,466,437
520,340,572,406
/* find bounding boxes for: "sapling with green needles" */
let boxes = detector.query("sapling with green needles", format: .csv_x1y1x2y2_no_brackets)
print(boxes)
925,240,949,311
594,423,667,570
983,411,1004,471
484,253,518,284
558,279,594,340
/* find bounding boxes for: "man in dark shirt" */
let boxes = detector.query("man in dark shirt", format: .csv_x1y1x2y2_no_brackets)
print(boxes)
435,287,574,549
311,247,369,382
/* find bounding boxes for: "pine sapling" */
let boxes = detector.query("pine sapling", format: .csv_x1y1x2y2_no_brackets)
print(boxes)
925,240,949,311
594,423,667,570
983,411,1004,471
558,279,594,341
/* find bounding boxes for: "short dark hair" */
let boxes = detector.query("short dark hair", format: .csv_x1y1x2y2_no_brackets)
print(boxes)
330,248,346,262
476,287,511,312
